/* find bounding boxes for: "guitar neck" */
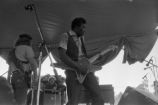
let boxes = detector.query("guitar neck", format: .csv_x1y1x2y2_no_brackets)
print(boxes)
89,53,100,63
89,49,111,63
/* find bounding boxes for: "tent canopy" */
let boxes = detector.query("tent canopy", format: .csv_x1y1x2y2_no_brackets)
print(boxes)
0,0,158,66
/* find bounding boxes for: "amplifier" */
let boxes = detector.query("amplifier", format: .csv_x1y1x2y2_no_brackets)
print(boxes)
42,89,66,105
78,85,114,105
26,89,66,105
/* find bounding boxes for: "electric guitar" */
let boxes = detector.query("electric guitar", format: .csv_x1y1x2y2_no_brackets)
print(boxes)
53,45,118,83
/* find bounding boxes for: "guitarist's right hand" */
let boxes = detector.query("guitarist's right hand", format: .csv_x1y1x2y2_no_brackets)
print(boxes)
77,65,88,74
76,58,90,74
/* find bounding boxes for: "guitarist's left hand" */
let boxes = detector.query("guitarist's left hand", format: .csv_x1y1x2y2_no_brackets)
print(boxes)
108,45,118,51
100,45,118,56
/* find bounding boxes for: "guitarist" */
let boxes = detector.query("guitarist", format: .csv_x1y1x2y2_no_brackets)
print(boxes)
58,17,104,105
7,34,38,105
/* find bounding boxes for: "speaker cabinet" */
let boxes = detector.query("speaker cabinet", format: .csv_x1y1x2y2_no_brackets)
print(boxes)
118,86,158,105
43,89,66,105
78,85,114,105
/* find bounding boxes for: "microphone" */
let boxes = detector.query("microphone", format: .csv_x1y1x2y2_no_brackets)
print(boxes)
146,57,153,66
25,4,34,11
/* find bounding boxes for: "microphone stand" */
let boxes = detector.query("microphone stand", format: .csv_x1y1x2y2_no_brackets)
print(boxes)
25,2,59,105
144,59,158,82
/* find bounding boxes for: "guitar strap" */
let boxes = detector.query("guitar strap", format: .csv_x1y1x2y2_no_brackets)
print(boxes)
67,32,88,57
80,37,88,57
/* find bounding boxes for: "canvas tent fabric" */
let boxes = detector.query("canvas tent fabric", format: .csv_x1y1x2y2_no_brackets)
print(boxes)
0,0,158,67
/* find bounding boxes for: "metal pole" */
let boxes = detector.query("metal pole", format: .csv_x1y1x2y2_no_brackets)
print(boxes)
25,1,59,105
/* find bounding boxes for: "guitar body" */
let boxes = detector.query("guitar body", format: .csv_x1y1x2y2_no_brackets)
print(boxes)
78,57,102,73
54,57,102,83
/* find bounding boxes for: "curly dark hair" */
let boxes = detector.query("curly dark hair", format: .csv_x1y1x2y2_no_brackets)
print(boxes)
71,17,86,30
15,33,32,46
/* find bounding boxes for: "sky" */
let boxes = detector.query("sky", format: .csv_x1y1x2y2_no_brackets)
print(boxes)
0,40,158,96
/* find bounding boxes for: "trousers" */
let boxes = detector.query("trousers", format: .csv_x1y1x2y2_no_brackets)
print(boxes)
65,70,104,105
11,70,30,105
